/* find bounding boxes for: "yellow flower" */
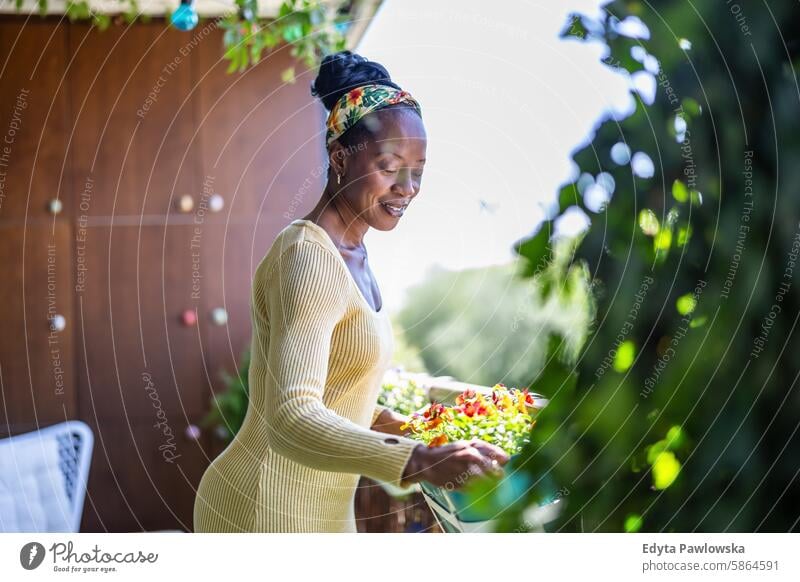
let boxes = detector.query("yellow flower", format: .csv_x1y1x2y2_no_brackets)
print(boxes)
516,395,528,414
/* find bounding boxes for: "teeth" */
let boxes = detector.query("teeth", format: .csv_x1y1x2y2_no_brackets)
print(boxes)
382,202,406,215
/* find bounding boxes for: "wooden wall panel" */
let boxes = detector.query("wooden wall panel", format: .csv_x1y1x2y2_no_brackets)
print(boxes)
66,22,198,220
0,20,71,224
192,35,327,223
80,415,211,532
0,223,76,433
196,223,276,399
75,224,209,422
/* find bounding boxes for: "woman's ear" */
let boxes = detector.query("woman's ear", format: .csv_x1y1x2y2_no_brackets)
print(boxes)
328,141,347,178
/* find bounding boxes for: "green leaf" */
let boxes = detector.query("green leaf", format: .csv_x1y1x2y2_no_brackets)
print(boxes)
262,29,278,48
677,225,692,246
672,179,689,203
638,209,659,236
646,440,668,464
666,207,680,227
613,340,636,372
66,0,91,20
94,13,111,31
278,0,294,18
665,425,685,449
624,514,643,532
682,97,702,117
652,451,681,490
560,13,589,40
654,229,672,252
226,49,241,74
282,23,303,42
690,315,707,328
513,223,553,277
676,293,697,315
557,182,581,214
124,6,138,24
250,41,263,66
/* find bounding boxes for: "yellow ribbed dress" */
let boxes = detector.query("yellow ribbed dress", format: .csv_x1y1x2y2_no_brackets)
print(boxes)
193,219,420,532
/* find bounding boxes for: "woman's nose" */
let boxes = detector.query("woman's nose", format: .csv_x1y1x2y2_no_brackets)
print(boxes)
394,169,416,197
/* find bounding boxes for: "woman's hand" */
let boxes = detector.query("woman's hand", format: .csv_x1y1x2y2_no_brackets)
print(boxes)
372,407,413,437
401,439,510,489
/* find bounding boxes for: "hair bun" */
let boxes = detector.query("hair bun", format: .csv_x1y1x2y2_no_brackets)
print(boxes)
311,50,401,111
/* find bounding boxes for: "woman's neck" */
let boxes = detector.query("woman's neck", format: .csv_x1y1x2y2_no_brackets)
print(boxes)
305,183,369,251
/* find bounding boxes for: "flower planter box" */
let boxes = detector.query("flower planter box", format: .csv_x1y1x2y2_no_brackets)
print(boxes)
419,456,562,533
400,383,557,532
376,480,420,498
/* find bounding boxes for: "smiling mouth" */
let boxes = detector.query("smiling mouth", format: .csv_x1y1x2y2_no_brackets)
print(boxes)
380,201,408,218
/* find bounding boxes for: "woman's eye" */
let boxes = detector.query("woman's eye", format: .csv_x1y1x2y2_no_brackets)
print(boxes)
380,166,422,178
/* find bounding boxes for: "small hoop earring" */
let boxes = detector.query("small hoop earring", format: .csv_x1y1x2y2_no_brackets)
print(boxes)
337,173,341,185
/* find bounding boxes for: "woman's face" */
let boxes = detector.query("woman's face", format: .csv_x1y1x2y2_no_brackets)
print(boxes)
331,107,427,231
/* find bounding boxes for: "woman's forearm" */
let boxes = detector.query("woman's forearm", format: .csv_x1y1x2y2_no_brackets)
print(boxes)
371,407,413,437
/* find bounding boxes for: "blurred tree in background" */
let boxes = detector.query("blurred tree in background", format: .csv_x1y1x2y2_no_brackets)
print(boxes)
397,250,591,389
387,316,429,374
491,0,800,532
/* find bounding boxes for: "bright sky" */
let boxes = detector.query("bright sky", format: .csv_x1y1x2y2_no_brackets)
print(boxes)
357,0,634,313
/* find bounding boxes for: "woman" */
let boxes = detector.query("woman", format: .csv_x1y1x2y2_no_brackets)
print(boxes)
193,51,508,533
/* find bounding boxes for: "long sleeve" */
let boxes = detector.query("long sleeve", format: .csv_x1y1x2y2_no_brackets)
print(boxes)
260,240,420,487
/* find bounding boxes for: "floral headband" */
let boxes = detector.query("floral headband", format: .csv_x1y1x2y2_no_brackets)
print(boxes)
325,83,422,147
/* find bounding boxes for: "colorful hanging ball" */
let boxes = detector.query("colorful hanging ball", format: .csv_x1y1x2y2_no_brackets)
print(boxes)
171,0,199,31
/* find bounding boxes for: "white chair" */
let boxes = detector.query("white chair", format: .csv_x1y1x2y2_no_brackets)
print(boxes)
0,420,94,532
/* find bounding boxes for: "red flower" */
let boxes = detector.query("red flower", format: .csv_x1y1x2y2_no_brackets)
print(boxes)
428,434,449,448
426,416,444,429
520,388,535,405
345,88,363,107
455,388,476,405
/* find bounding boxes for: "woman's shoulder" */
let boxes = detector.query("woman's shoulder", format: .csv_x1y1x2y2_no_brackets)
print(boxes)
255,220,345,281
252,221,351,314
266,220,336,260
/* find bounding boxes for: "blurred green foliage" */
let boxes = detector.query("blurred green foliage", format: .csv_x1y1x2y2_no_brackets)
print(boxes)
397,247,592,390
200,351,250,443
17,0,344,78
376,376,427,417
491,0,800,532
220,0,347,76
388,316,429,374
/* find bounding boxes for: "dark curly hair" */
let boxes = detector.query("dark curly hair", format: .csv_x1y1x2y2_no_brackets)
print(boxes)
310,51,420,149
